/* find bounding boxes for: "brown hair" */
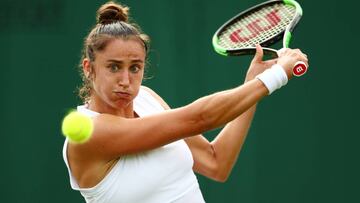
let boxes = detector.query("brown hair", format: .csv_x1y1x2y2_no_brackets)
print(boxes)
78,1,150,103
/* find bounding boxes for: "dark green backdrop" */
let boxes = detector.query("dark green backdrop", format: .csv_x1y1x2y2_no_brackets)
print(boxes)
1,0,359,202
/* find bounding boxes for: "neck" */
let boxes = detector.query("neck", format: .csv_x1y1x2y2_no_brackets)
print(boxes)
87,98,135,118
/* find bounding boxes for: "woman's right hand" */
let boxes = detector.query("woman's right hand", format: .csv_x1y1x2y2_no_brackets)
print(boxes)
276,48,309,79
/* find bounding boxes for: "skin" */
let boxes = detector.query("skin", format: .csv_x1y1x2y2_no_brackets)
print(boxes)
83,38,145,117
67,39,308,188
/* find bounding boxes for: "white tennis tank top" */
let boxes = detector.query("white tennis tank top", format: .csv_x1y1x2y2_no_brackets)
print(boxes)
63,87,206,203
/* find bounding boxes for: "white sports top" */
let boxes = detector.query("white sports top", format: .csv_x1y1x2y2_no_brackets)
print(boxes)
63,87,206,203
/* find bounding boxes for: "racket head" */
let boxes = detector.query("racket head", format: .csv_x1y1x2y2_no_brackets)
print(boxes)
212,0,303,57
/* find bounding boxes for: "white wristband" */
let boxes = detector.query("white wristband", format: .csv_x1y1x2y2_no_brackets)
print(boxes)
255,64,288,95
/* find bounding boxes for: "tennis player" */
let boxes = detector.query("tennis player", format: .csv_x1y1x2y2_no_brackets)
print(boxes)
62,1,308,203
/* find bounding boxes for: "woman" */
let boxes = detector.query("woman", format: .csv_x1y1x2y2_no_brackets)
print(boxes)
63,1,308,203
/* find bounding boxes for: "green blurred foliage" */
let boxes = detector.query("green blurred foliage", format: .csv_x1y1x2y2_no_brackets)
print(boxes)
0,0,358,202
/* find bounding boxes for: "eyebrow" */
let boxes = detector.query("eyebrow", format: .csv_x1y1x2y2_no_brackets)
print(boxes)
107,59,144,64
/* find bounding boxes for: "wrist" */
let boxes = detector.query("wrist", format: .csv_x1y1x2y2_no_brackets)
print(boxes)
255,64,288,95
245,71,258,82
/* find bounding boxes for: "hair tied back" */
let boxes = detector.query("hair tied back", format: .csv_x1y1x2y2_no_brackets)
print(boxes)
97,1,129,24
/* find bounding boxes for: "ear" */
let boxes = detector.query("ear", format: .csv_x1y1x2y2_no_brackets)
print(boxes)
82,58,91,78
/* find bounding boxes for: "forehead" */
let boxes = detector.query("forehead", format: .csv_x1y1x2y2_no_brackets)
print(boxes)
97,38,146,61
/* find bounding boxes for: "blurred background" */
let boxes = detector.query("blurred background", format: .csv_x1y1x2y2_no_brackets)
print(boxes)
1,0,359,202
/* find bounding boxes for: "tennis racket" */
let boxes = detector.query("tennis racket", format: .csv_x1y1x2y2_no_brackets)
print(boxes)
212,0,307,77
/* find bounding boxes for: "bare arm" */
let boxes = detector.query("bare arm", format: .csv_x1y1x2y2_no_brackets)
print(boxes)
185,45,274,182
138,86,258,182
77,45,308,165
185,104,257,182
144,77,258,182
82,79,267,161
185,45,309,182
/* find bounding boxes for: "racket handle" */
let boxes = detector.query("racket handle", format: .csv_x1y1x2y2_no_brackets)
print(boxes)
293,61,308,77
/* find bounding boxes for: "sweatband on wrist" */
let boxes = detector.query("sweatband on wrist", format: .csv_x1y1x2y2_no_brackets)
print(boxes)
255,64,288,95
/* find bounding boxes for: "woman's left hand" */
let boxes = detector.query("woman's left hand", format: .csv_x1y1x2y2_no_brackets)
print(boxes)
245,44,277,82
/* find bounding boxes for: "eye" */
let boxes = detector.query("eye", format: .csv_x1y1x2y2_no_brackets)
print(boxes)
130,65,141,73
109,64,120,73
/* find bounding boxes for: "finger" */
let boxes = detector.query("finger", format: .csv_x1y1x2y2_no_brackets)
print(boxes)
298,55,309,67
264,58,278,66
303,58,309,67
252,44,263,62
277,48,288,57
293,49,308,60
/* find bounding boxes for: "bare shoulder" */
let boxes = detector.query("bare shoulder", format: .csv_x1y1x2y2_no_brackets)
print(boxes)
140,86,170,110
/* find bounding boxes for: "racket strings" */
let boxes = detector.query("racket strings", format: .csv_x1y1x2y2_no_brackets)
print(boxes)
218,3,295,49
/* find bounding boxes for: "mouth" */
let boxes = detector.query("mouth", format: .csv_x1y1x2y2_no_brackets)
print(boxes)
113,91,132,99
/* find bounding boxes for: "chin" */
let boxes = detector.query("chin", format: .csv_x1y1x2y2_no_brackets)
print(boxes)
114,98,133,108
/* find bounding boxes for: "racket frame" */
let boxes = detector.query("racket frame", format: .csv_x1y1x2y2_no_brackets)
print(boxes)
212,0,303,57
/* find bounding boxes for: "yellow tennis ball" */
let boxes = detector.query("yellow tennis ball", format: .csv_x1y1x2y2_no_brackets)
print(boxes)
61,111,94,143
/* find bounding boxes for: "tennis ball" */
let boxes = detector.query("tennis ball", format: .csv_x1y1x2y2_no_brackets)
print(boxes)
61,111,94,143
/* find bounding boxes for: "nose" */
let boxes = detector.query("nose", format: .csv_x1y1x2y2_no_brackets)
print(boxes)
118,69,130,88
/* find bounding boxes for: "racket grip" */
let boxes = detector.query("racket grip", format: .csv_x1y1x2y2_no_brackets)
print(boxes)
292,61,308,77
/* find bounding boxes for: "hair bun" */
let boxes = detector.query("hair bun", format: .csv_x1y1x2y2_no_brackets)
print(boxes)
97,2,129,24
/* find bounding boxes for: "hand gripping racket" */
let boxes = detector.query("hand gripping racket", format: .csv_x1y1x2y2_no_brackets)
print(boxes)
212,0,307,77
